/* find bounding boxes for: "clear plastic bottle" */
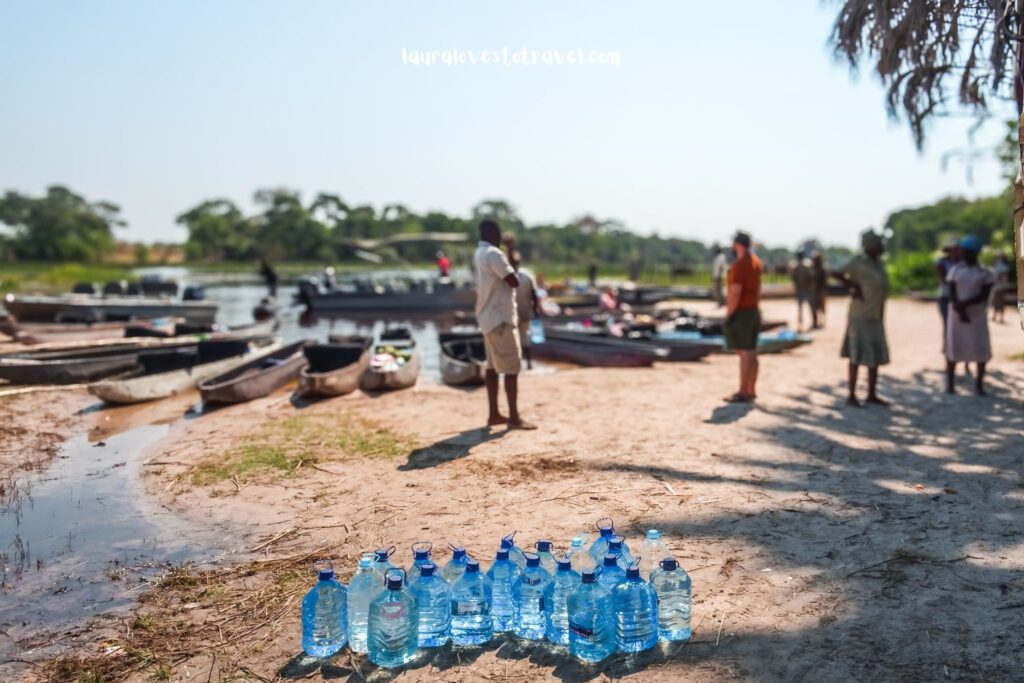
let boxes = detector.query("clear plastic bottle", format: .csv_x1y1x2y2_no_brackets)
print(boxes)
372,545,397,581
543,555,581,645
607,535,634,569
501,532,527,568
410,562,451,647
587,517,616,564
567,570,615,662
649,557,692,641
534,539,558,575
567,536,594,574
441,545,469,584
612,560,658,654
368,569,419,668
513,552,552,640
485,547,521,632
301,560,348,657
346,554,382,654
639,530,670,577
450,559,493,646
407,541,433,584
597,554,626,590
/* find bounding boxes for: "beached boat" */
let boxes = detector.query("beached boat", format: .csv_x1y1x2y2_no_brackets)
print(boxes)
533,326,668,367
659,330,812,354
361,328,420,391
0,344,161,385
439,331,487,386
199,339,311,405
672,316,787,337
3,293,218,325
297,280,476,315
89,339,282,404
0,318,181,345
297,338,373,397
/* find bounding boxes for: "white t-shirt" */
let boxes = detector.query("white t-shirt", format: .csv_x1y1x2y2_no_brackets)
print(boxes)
515,268,536,323
713,253,728,279
475,242,518,333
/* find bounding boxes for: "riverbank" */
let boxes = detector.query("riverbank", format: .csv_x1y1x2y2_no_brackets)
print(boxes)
5,298,1024,682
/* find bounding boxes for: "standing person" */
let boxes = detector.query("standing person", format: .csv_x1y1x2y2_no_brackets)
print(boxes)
811,250,828,329
587,262,598,288
509,251,540,370
436,251,452,279
712,246,728,307
723,231,763,403
322,265,337,291
831,230,890,407
259,258,278,298
946,236,995,395
790,252,817,330
990,252,1010,324
475,219,536,430
936,237,960,339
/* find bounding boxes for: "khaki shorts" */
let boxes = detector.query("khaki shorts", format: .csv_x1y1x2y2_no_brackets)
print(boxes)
483,323,522,374
518,319,532,348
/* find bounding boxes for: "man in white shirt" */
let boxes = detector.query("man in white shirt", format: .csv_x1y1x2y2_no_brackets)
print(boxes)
712,246,728,306
475,219,536,430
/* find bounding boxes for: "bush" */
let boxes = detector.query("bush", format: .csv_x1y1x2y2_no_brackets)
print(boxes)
887,251,937,294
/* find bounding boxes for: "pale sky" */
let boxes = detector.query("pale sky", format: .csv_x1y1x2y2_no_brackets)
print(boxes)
0,1,1013,248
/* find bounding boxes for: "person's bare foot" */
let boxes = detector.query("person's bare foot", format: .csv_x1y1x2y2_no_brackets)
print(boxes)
846,395,862,407
724,393,752,403
866,395,889,407
487,415,509,426
508,419,537,430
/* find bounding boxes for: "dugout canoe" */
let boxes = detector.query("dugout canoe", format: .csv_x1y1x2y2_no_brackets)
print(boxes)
199,339,312,405
360,328,420,391
439,331,487,386
533,326,668,367
297,338,373,397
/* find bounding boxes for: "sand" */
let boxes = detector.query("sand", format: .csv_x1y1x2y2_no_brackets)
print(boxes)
6,297,1024,682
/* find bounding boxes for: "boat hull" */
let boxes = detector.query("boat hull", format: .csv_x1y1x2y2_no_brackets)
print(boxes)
360,351,420,391
302,287,476,314
439,333,488,386
297,345,372,397
199,340,310,404
533,329,667,368
3,294,218,325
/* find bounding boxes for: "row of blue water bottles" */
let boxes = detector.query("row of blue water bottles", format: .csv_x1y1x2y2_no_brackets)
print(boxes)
301,518,691,668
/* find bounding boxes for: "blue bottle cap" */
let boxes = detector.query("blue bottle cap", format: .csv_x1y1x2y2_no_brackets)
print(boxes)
523,552,540,567
496,548,510,561
597,516,614,537
536,539,552,552
608,535,623,550
386,574,404,590
420,562,437,577
603,554,619,567
646,529,661,540
412,541,432,561
660,557,678,571
358,555,374,569
502,531,517,547
313,559,334,581
556,557,572,571
451,545,467,560
465,559,481,573
581,570,596,584
375,545,395,562
626,559,642,580
571,536,583,548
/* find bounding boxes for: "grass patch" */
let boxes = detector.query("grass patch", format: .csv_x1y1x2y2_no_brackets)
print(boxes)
1011,352,1024,362
190,413,416,486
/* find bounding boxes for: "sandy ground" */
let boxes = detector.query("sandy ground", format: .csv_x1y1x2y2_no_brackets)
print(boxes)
6,298,1024,682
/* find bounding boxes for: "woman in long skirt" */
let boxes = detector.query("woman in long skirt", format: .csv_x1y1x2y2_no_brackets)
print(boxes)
946,235,995,395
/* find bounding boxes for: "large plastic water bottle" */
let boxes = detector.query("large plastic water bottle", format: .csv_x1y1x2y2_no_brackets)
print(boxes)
501,532,527,568
612,560,658,653
649,557,692,641
587,517,616,564
513,552,552,640
597,554,626,589
346,554,381,654
301,560,348,657
543,555,581,645
567,536,594,574
567,570,615,662
607,535,634,569
368,569,419,668
411,562,451,647
639,530,670,577
407,541,433,583
534,539,557,575
441,545,469,584
485,547,521,632
372,545,397,581
450,559,493,645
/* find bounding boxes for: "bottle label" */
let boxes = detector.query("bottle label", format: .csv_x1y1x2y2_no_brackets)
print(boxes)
569,621,594,640
452,601,484,616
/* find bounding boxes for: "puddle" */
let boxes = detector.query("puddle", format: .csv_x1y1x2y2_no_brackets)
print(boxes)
0,423,237,661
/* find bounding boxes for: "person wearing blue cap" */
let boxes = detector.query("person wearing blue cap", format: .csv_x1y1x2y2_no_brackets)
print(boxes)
945,235,995,395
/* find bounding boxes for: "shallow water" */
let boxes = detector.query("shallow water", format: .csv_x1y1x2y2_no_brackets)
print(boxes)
0,423,236,660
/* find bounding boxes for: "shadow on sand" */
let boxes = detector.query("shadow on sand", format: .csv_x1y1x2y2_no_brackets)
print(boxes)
399,427,507,470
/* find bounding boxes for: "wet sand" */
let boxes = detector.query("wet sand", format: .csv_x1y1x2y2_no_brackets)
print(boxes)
4,298,1024,681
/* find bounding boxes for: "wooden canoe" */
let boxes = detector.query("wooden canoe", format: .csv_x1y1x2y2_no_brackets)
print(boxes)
297,339,373,397
199,339,311,405
439,332,487,386
533,327,668,367
0,318,181,345
89,340,283,404
360,328,420,391
660,330,812,354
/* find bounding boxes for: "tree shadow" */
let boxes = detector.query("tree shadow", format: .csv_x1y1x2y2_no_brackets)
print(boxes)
398,427,507,470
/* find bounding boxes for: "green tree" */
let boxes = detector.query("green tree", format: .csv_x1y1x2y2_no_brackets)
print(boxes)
0,185,124,261
178,199,251,261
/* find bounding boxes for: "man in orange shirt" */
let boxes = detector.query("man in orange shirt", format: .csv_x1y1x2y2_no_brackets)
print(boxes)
723,231,763,402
